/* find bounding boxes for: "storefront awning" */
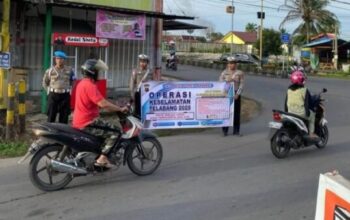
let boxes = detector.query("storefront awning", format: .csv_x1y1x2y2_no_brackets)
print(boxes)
48,1,195,20
163,20,207,31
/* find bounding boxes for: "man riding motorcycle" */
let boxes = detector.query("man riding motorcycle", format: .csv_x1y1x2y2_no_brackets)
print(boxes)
72,59,128,167
284,70,318,139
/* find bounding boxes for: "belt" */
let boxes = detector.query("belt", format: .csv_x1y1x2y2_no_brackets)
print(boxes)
49,88,71,94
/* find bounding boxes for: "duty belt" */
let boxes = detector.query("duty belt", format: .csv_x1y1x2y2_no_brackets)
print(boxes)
49,88,71,94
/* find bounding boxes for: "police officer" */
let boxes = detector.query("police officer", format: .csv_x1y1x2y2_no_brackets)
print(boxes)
42,50,74,123
219,56,245,136
129,54,154,118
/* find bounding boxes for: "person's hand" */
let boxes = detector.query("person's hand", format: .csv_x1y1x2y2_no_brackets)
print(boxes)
120,106,129,113
234,94,239,100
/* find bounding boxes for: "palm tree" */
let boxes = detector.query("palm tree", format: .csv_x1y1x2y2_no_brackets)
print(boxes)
279,0,339,43
245,23,258,32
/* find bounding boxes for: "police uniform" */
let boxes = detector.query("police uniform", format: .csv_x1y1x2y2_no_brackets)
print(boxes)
43,64,74,123
129,67,153,118
219,58,245,136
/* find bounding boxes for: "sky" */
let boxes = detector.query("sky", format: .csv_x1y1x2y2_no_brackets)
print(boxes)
164,0,350,40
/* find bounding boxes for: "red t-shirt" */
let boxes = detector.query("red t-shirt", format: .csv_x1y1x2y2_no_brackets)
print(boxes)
72,79,104,129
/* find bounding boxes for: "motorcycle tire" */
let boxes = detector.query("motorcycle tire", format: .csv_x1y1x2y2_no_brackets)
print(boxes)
271,129,291,159
315,125,329,149
29,144,73,191
127,137,163,176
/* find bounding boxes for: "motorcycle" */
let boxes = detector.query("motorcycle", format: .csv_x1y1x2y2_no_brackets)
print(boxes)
18,109,163,191
166,53,177,71
268,88,329,159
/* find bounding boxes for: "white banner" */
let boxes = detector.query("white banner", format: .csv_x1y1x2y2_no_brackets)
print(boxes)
140,81,234,129
315,172,350,220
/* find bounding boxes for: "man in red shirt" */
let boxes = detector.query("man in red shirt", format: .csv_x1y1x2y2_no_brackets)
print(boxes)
73,59,128,167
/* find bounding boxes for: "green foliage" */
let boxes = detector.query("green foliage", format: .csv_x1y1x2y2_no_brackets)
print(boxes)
0,141,28,158
207,32,224,42
245,23,258,32
279,0,339,41
292,34,307,46
254,28,283,57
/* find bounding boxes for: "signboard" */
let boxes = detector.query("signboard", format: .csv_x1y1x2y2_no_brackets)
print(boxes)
0,52,11,69
61,0,153,12
315,173,350,220
96,10,146,40
281,33,290,44
52,33,109,47
140,81,234,129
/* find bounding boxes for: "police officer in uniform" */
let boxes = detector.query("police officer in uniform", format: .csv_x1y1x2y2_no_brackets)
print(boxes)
219,56,245,136
42,50,74,123
129,54,154,118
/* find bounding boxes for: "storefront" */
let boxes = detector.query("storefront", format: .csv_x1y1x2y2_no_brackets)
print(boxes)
11,0,193,92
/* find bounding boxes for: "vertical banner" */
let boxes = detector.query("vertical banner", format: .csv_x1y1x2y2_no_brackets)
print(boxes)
315,173,350,220
140,81,234,129
96,9,146,40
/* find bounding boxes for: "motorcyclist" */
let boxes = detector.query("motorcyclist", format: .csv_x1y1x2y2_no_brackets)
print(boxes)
72,59,128,167
166,41,177,69
284,71,318,139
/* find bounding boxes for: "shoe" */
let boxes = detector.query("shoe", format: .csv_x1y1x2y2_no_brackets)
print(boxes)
233,132,243,137
223,132,228,137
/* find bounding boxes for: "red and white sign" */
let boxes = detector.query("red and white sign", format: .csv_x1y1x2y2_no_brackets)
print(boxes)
52,33,109,47
315,172,350,220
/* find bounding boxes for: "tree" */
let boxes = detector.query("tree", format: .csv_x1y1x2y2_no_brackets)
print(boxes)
245,23,258,32
254,28,283,57
279,0,339,42
207,32,224,42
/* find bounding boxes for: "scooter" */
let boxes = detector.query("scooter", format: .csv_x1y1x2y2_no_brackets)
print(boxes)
166,53,177,71
268,88,329,158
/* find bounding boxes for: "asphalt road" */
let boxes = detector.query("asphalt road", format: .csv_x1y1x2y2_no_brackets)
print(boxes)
0,64,349,220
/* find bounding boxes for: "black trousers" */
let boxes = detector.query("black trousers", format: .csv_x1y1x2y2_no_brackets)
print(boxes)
134,91,141,119
222,95,241,134
47,92,71,123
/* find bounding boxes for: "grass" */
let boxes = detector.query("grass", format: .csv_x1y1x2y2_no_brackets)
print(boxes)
0,141,28,158
316,71,350,79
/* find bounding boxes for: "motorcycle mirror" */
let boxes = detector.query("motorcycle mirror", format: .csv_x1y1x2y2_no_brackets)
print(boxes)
322,88,327,93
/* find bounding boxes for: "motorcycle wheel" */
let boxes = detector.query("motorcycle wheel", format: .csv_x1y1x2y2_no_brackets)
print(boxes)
127,137,163,176
271,129,291,159
315,125,329,149
29,144,73,191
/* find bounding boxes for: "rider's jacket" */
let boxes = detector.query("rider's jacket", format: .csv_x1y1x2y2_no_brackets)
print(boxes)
284,84,312,118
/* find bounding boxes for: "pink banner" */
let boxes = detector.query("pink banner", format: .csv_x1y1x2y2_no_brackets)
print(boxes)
96,9,146,40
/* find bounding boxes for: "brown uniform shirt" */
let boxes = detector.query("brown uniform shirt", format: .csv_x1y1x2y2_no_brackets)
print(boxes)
219,69,245,95
129,68,153,96
42,66,73,91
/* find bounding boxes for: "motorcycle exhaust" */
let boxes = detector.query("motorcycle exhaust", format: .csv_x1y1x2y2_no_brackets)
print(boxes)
50,159,87,175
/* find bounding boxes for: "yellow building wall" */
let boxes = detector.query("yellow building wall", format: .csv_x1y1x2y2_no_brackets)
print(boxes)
63,0,153,11
222,34,245,44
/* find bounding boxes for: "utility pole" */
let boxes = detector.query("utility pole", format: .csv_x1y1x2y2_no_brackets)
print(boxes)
259,0,264,67
231,0,234,54
0,0,10,112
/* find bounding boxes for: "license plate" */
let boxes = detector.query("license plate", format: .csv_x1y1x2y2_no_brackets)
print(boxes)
268,122,282,129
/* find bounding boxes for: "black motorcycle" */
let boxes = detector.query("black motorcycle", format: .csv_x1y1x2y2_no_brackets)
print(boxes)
268,88,329,158
18,112,163,191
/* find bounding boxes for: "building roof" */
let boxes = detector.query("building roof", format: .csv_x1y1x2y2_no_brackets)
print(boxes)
230,31,257,43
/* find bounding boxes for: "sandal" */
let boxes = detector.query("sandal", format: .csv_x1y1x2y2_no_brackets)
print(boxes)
94,161,115,168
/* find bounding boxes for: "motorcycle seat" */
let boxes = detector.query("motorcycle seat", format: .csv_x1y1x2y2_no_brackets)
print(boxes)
40,122,104,143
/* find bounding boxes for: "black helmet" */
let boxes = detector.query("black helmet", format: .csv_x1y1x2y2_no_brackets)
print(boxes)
81,59,108,81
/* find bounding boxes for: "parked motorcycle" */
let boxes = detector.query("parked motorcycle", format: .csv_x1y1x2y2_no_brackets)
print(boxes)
268,88,329,158
166,53,177,71
18,110,163,191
